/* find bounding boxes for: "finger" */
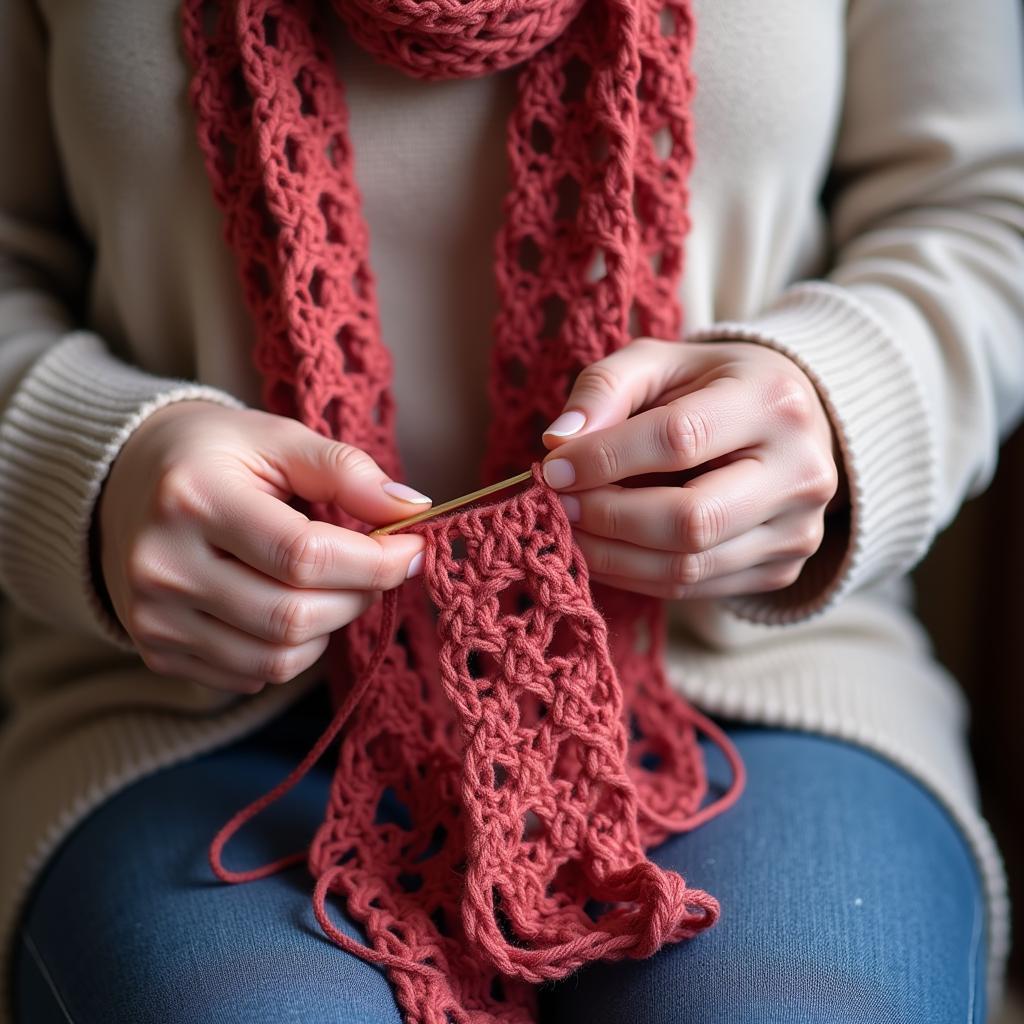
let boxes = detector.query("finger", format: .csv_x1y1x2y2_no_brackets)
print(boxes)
542,378,763,491
141,603,330,684
139,649,270,695
190,548,376,644
202,484,424,590
573,520,780,588
561,458,774,551
264,419,433,526
541,337,727,447
590,556,806,601
575,504,824,585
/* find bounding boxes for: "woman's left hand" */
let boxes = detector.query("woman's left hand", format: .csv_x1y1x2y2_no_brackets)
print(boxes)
540,337,847,600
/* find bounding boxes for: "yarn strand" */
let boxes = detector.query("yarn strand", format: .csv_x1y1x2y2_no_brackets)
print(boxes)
208,585,400,884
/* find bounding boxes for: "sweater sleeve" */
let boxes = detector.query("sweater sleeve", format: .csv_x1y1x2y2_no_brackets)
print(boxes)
0,0,247,652
687,0,1024,626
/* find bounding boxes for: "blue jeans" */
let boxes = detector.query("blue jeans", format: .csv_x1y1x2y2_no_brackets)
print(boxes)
13,685,987,1023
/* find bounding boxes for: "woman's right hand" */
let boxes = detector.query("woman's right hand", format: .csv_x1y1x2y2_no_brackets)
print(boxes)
95,400,430,695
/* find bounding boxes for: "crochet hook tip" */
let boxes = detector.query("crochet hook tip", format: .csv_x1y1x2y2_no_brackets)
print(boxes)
369,469,534,536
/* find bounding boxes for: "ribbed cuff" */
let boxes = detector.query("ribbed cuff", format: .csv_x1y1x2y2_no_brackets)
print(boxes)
0,331,249,650
686,281,938,625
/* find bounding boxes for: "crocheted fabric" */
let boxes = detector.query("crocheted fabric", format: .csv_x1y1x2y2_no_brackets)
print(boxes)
182,1,745,1021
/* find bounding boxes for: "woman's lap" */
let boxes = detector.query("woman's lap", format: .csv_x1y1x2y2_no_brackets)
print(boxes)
13,689,986,1024
539,730,987,1024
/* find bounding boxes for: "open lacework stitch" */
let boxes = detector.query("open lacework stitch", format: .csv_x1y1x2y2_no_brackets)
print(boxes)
181,0,746,1020
209,471,743,1022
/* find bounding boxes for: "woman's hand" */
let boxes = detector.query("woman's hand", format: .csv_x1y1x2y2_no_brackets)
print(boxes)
540,338,847,600
96,401,430,694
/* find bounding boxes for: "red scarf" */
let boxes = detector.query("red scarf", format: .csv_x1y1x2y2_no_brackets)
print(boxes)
182,1,744,1020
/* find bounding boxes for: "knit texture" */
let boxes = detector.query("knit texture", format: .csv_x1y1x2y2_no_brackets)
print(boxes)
181,0,743,1020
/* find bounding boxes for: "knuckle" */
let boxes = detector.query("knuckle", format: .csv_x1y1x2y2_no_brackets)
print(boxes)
125,541,185,597
590,439,620,483
267,593,316,645
124,604,169,647
573,362,621,404
591,493,617,537
764,373,815,429
802,456,839,504
764,560,804,591
258,647,304,684
125,542,159,592
793,517,825,557
367,544,401,591
671,550,710,587
138,647,172,677
664,404,713,465
323,440,370,479
584,539,615,578
670,495,692,549
153,464,205,521
681,493,727,551
585,536,614,577
236,678,269,695
277,526,329,586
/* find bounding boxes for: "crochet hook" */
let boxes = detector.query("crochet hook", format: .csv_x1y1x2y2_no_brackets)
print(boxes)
369,470,533,536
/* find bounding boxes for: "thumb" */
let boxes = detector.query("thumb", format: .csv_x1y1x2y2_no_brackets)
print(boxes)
270,422,432,526
540,338,687,451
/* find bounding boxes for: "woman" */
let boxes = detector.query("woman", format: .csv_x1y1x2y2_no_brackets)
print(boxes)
1,0,1022,1021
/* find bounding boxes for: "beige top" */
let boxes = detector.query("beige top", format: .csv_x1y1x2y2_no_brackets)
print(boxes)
2,0,1024,1016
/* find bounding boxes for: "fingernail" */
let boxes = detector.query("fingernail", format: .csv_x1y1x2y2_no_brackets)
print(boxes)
382,481,432,505
558,494,581,522
542,459,575,489
406,551,424,579
543,410,587,437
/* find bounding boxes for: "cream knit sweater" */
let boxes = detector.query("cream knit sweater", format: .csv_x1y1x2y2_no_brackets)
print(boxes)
2,0,1024,1018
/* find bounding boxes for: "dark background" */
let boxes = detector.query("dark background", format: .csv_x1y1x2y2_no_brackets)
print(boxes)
913,420,1024,990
